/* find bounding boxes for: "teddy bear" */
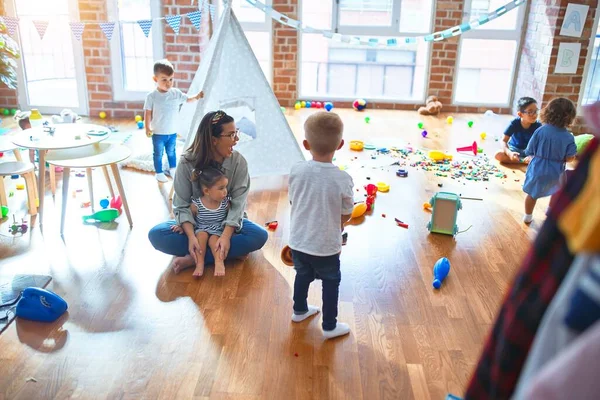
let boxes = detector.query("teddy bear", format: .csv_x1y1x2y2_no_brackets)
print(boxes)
418,95,443,116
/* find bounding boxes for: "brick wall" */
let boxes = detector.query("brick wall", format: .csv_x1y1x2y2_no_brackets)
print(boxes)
272,0,298,107
0,0,19,109
79,0,208,118
514,0,598,134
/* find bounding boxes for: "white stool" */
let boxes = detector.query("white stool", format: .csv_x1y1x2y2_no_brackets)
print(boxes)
0,161,38,215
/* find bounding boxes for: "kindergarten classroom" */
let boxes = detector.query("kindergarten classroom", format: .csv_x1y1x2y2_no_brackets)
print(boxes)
1,0,600,399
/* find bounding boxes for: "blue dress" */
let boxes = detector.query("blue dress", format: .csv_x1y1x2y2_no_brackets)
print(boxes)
523,124,577,199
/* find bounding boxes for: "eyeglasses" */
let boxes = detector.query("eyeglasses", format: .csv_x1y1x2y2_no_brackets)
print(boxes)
522,110,539,116
220,128,239,140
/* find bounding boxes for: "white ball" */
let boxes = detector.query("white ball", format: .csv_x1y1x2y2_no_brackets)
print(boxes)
484,110,494,117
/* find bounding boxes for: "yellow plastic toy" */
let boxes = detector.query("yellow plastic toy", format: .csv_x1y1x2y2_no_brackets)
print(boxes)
16,184,25,190
351,202,367,218
446,116,454,124
349,140,364,151
98,111,107,119
135,115,143,122
376,182,390,192
480,132,487,140
294,102,301,110
429,150,453,161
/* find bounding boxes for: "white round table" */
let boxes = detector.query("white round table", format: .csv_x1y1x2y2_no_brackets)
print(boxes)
11,124,111,226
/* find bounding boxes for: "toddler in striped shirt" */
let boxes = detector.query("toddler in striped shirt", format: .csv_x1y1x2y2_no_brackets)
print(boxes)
190,167,230,277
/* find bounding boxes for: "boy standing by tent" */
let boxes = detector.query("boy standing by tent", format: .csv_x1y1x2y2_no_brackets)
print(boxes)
288,112,354,339
144,59,204,182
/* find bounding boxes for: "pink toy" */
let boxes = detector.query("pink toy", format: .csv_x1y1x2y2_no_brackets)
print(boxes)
110,196,122,211
456,141,478,155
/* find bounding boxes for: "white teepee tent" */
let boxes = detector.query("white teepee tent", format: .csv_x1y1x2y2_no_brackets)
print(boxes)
178,5,304,177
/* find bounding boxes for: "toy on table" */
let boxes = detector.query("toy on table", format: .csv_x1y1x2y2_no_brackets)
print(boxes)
418,95,443,116
82,208,119,223
15,287,68,323
396,169,408,177
432,257,451,289
456,141,478,156
1,205,8,218
324,102,334,112
350,140,364,151
8,215,28,234
429,150,453,162
426,192,462,236
29,109,43,127
353,98,367,111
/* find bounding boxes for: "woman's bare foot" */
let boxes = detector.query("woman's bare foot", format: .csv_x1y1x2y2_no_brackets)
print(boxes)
193,263,205,278
171,255,195,274
215,261,226,277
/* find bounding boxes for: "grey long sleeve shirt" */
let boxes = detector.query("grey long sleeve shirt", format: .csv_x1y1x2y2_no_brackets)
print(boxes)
172,150,250,230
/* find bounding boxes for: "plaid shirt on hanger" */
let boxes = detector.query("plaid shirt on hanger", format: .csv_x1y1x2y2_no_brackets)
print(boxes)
465,138,599,400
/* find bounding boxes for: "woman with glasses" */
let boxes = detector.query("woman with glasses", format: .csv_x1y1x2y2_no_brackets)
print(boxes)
148,110,268,274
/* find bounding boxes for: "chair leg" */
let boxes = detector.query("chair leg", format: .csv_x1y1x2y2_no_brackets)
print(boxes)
13,148,22,162
102,166,115,198
24,172,37,215
0,176,6,207
87,167,95,212
110,163,132,227
50,165,56,196
61,167,70,236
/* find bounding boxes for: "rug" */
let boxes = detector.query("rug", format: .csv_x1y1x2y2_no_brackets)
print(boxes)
0,274,52,333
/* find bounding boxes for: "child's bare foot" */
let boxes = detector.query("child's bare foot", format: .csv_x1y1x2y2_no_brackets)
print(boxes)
193,263,205,278
214,261,225,277
171,255,195,274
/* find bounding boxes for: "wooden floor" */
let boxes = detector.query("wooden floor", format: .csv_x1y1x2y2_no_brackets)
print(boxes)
0,109,547,399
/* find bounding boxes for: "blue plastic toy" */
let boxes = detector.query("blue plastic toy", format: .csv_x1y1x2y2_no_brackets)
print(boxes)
137,121,144,129
100,198,110,209
16,287,68,322
324,102,334,112
433,257,451,289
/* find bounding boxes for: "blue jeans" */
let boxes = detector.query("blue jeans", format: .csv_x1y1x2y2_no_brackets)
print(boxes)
152,133,177,173
148,219,268,264
291,250,341,331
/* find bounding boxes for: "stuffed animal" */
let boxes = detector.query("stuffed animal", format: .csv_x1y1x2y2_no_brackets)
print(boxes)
418,95,443,116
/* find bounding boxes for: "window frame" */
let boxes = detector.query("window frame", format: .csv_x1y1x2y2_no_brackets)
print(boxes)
106,0,164,102
577,3,600,113
452,1,527,107
298,0,435,103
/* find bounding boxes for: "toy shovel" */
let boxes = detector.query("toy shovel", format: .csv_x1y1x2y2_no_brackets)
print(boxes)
82,208,119,223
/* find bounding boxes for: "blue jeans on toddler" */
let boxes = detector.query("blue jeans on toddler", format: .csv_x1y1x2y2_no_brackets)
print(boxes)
152,133,177,173
291,249,341,331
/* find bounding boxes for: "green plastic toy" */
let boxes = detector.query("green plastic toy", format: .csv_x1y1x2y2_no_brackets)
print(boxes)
575,134,594,155
82,208,119,223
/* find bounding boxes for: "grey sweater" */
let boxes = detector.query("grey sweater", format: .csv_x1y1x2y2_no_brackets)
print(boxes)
172,150,250,230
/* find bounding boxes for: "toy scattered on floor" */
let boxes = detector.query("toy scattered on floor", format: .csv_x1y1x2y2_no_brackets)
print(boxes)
15,184,24,190
477,148,483,154
484,110,494,117
418,95,443,116
427,192,462,236
135,115,143,122
446,116,454,124
16,287,68,323
394,218,409,229
351,202,367,218
137,121,144,129
11,174,18,179
376,182,390,192
423,202,432,210
75,172,85,177
364,183,377,211
428,150,453,162
421,130,428,138
396,169,408,177
432,257,451,289
294,102,301,110
99,111,107,119
1,205,8,218
8,191,13,197
480,132,487,140
265,220,278,230
418,122,424,129
324,102,334,112
353,98,367,111
365,116,371,124
110,196,122,213
306,102,312,108
8,215,27,234
350,140,364,151
457,141,478,156
100,198,110,209
467,120,474,128
81,201,91,208
82,208,119,223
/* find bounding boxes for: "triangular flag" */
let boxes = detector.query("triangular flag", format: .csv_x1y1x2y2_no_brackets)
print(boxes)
137,19,152,37
32,20,49,40
165,15,181,35
208,4,216,24
187,10,202,30
99,22,115,41
1,16,19,36
69,22,85,41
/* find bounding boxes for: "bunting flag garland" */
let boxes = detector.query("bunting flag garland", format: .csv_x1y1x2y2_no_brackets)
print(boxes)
69,22,85,41
137,19,152,38
1,16,20,37
32,20,49,40
187,10,202,31
208,4,216,25
99,22,115,41
165,15,181,35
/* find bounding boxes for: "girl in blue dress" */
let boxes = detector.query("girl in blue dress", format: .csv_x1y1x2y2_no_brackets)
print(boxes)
523,98,577,224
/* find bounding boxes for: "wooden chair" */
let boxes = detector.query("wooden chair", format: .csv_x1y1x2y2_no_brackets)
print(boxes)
0,161,38,215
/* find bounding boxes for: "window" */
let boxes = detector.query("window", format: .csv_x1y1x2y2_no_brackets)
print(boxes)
581,21,600,105
454,0,525,106
108,0,163,101
299,0,432,101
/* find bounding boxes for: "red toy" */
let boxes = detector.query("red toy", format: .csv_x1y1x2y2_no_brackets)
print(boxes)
265,220,278,230
457,141,478,156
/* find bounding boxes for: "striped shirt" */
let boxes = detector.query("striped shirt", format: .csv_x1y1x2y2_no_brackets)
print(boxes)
192,197,229,236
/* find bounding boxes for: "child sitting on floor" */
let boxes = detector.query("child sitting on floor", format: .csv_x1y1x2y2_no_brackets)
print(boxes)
495,97,542,164
288,111,354,340
190,167,230,278
522,98,577,224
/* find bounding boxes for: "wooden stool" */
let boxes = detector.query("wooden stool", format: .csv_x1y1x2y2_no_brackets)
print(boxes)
0,161,38,215
45,143,132,235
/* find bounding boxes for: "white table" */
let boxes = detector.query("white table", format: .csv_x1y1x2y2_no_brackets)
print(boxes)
0,135,23,161
11,124,110,226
